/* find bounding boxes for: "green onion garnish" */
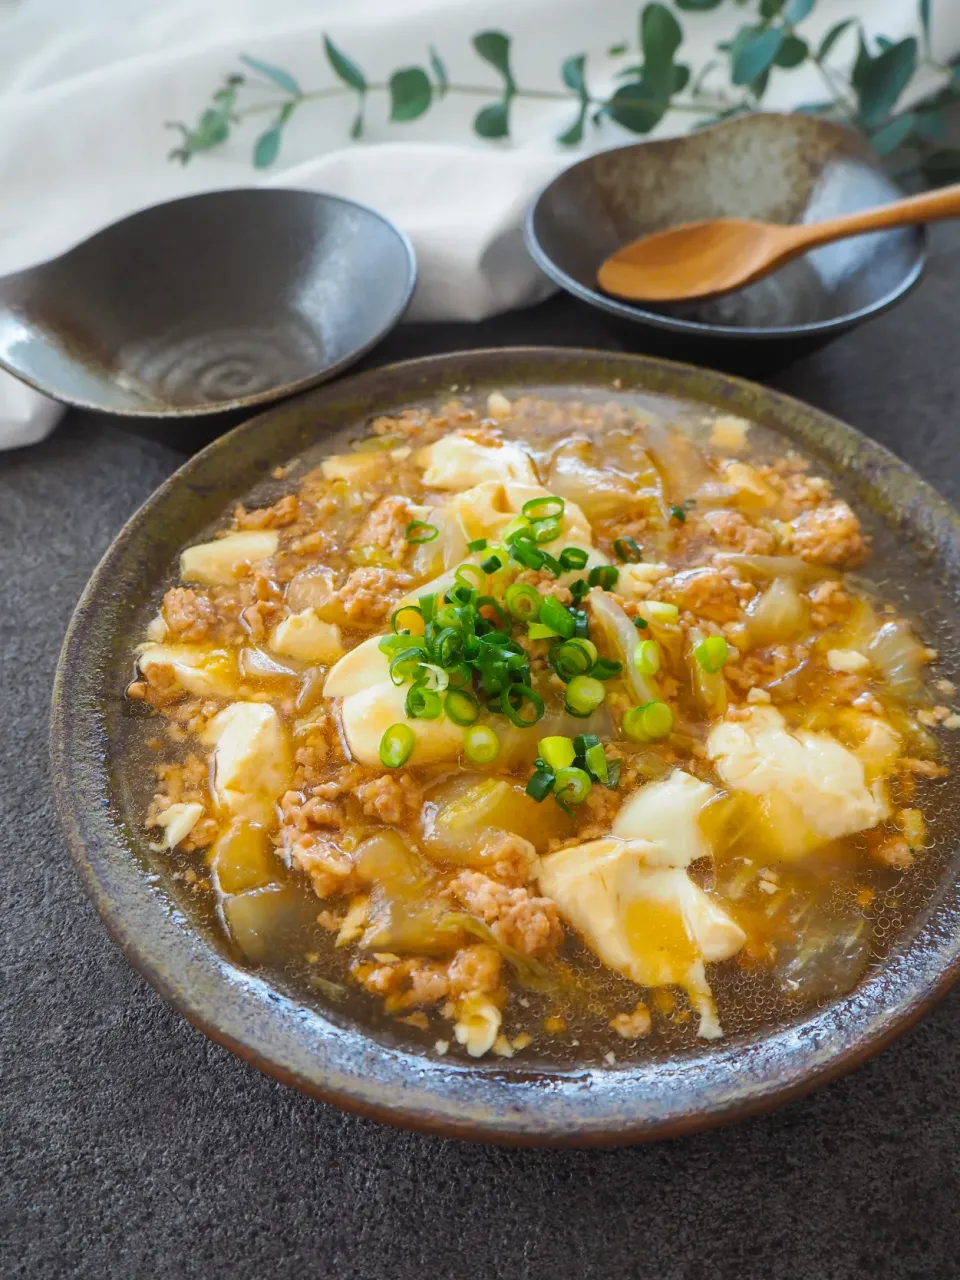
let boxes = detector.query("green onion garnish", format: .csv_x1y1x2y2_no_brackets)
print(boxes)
669,504,686,523
445,689,480,726
533,517,562,544
480,554,503,574
391,605,423,634
622,701,674,742
525,768,555,802
613,537,643,563
500,683,545,727
527,622,561,641
476,596,510,630
540,550,563,577
590,657,622,681
464,724,500,765
588,565,619,590
419,593,437,624
584,742,609,784
405,685,443,720
455,563,486,591
510,541,545,571
572,610,589,639
446,662,471,690
694,635,730,673
554,766,592,812
467,538,487,552
644,601,679,624
550,638,595,683
504,583,542,622
633,639,661,676
389,647,424,685
558,547,589,572
406,520,439,543
522,495,565,520
414,662,449,691
569,578,589,602
539,594,575,640
538,735,575,771
380,723,415,768
633,616,648,629
565,674,606,717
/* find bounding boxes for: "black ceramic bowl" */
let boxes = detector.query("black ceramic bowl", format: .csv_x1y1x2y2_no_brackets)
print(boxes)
0,189,416,416
526,114,925,367
52,348,960,1147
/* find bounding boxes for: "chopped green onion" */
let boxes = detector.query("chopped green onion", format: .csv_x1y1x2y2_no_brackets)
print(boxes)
476,596,510,630
538,735,575,771
532,517,562,544
539,595,575,639
446,663,472,690
389,647,424,685
565,674,606,717
633,616,648,630
634,639,661,676
468,538,487,553
414,662,449,692
622,700,674,742
380,723,415,768
448,583,477,608
480,554,503,574
405,685,443,720
406,520,439,543
464,724,500,765
605,758,622,789
500,683,545,727
590,657,623,681
539,550,563,577
522,495,565,520
572,610,590,639
419,593,437,625
527,622,561,641
550,638,595,683
391,605,423,634
510,541,545,571
669,504,686,523
503,516,533,543
644,601,679,624
573,733,600,755
525,769,555,802
588,565,619,590
613,537,643,563
445,689,480,726
379,633,426,656
504,583,542,622
694,635,730,673
569,578,589,602
455,563,486,591
554,766,592,812
584,742,609,784
429,626,461,668
558,547,589,572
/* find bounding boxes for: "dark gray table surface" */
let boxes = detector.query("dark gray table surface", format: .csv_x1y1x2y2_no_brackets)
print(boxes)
5,226,960,1280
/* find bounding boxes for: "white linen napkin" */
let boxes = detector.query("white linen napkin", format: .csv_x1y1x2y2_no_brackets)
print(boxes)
0,0,957,448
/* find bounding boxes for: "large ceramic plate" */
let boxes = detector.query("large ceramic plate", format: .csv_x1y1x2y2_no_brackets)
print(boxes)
51,348,960,1146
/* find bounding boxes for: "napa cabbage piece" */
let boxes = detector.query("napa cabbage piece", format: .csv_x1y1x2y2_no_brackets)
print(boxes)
180,530,278,585
588,587,661,705
202,702,292,825
423,775,570,861
611,770,716,867
539,838,745,1039
321,447,411,484
706,705,889,853
210,819,278,894
137,642,237,698
744,578,810,648
415,435,538,489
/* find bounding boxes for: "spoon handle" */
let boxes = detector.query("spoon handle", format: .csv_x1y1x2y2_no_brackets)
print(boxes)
793,183,960,249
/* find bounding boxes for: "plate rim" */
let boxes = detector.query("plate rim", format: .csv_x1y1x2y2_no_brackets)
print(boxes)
50,345,960,1146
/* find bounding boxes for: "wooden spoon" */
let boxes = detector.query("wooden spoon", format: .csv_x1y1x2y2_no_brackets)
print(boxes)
597,183,960,304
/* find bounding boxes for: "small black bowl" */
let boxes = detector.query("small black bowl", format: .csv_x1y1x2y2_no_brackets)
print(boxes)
0,188,416,416
525,114,925,369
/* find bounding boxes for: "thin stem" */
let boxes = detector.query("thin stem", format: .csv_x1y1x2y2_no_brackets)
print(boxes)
815,60,857,117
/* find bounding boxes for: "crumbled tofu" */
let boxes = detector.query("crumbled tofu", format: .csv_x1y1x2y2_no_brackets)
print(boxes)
492,1035,515,1057
336,894,370,947
746,687,772,704
827,648,870,673
603,1052,617,1066
148,801,204,850
610,1003,652,1039
945,714,960,730
180,531,278,585
896,808,927,850
710,414,751,450
434,1039,449,1056
615,562,670,600
269,609,344,664
486,390,512,420
145,612,168,643
453,994,502,1058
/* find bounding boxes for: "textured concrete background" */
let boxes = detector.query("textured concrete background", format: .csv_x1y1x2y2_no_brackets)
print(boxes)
4,227,960,1280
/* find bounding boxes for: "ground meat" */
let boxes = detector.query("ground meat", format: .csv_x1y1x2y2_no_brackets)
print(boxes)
336,567,414,625
700,509,775,555
356,773,423,826
898,757,949,778
161,587,217,642
726,643,809,697
353,955,450,1012
233,494,300,530
146,753,216,851
447,871,562,957
660,566,743,624
291,713,344,789
514,568,573,605
870,834,915,870
573,785,624,842
447,943,503,996
610,1003,652,1039
284,830,359,899
790,501,866,567
360,495,420,561
475,833,537,886
808,579,852,628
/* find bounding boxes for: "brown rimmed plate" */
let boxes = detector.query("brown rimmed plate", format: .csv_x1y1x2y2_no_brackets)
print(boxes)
51,347,960,1147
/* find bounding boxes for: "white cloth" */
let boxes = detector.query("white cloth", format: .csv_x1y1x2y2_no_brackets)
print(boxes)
0,0,957,448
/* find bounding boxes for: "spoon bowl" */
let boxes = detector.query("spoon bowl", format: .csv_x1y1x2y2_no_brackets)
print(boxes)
0,189,416,416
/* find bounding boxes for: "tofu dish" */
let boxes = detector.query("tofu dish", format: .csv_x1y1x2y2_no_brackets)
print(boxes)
127,391,954,1061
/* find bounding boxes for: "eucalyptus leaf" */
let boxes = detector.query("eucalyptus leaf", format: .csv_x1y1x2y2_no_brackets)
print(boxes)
851,32,874,93
731,27,784,86
870,111,916,156
473,30,516,93
474,100,510,139
921,148,960,184
389,67,433,121
673,64,691,93
323,36,366,92
558,102,588,146
916,106,947,142
240,54,301,96
607,42,628,56
604,79,667,134
817,18,854,62
641,2,683,102
775,35,808,68
253,125,282,168
783,0,816,25
193,108,230,149
675,0,723,9
350,109,364,140
857,36,917,127
759,0,783,20
562,53,587,96
920,0,931,54
429,45,448,98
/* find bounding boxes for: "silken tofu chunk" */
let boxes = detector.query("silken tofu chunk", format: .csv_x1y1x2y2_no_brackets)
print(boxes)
539,838,745,1038
611,770,717,867
414,435,538,489
269,609,344,664
202,702,292,825
137,643,237,698
339,680,465,767
180,530,278,585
